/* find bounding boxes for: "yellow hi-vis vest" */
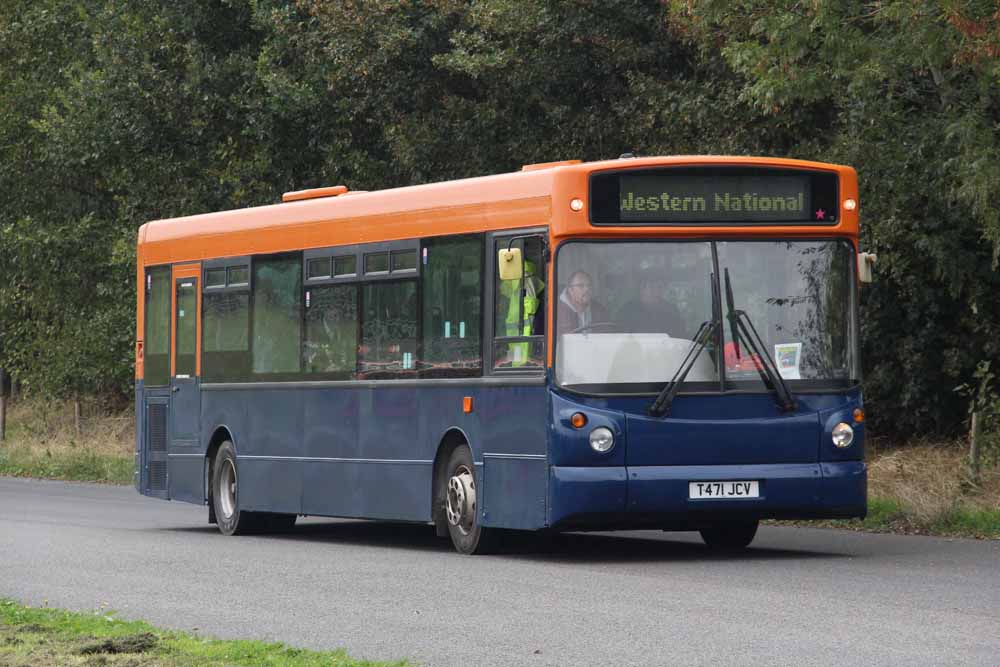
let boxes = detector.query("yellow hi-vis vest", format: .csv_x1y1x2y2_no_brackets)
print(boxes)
501,260,543,364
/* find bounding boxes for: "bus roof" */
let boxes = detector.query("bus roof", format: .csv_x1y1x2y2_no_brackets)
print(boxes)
138,156,858,266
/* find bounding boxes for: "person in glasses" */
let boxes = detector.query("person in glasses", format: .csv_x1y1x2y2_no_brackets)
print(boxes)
557,270,609,335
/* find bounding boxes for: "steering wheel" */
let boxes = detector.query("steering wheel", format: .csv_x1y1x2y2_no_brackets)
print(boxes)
568,321,620,334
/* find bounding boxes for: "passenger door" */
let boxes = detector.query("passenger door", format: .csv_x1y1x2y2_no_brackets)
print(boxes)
168,263,203,503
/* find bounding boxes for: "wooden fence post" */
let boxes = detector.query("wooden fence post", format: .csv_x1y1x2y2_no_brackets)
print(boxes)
969,410,983,488
0,368,9,442
74,396,82,437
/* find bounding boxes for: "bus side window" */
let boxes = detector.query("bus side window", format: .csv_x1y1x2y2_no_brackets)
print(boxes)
252,255,303,376
421,236,483,378
144,267,172,386
202,262,250,382
304,284,358,379
359,281,418,379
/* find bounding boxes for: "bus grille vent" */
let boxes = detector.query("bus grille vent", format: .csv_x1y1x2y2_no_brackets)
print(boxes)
148,461,167,491
148,404,167,452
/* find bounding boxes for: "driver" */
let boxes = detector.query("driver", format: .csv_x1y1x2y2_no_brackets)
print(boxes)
557,270,609,335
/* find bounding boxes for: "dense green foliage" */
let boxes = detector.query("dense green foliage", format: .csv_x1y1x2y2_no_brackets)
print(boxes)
1,1,998,439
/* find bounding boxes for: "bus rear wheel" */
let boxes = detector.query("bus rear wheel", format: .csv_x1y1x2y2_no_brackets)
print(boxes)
443,445,498,555
211,441,296,535
699,519,759,550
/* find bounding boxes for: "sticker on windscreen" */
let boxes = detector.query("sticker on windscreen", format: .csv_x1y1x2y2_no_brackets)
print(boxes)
774,342,802,380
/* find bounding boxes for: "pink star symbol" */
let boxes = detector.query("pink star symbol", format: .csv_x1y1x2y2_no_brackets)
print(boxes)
815,208,826,220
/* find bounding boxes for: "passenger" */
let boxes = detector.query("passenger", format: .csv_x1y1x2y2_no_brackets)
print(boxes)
557,270,609,335
617,273,684,336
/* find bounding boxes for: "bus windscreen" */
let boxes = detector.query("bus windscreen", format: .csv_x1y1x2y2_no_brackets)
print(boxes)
590,166,839,225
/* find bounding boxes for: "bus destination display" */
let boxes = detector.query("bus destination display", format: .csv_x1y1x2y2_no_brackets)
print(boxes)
590,167,839,225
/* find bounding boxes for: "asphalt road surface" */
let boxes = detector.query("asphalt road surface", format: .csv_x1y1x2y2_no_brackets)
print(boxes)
2,477,998,666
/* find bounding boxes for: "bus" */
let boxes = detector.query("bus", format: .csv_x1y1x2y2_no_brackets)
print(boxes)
135,155,869,554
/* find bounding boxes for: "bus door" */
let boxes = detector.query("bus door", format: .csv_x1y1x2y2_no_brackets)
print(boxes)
168,264,202,503
141,266,172,499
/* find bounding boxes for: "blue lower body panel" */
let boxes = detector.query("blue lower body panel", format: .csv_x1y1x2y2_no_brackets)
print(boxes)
549,461,866,529
137,382,550,531
549,466,629,528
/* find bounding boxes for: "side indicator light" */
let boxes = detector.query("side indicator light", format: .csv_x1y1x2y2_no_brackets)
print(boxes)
463,397,473,414
570,412,587,428
853,408,865,423
844,198,857,211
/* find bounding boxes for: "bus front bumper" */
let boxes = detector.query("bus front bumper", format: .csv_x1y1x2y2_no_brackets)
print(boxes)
548,461,867,530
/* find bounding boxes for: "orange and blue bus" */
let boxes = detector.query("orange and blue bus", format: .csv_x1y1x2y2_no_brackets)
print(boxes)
136,156,868,553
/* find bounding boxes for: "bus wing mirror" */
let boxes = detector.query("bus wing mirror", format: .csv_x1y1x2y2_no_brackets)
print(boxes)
858,252,876,283
498,247,524,281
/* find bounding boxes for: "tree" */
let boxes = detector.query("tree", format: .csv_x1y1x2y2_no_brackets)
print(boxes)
672,0,1000,436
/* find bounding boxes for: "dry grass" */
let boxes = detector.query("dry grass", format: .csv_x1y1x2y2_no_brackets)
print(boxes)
0,397,133,483
2,397,133,458
791,438,1000,538
867,441,1000,522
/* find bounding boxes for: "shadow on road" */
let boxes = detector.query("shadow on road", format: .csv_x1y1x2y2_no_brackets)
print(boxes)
167,518,845,562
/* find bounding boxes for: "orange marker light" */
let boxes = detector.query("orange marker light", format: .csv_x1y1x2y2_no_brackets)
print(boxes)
463,397,473,414
844,198,857,211
571,412,587,429
853,408,865,423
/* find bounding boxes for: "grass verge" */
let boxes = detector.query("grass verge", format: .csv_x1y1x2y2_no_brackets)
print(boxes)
0,398,132,484
0,446,133,484
0,598,407,667
799,496,1000,539
785,443,1000,539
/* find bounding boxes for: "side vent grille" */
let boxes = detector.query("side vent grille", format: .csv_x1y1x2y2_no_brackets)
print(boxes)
148,404,167,452
148,461,167,491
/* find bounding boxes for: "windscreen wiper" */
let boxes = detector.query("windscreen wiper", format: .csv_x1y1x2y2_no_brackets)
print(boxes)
648,318,717,418
723,269,796,412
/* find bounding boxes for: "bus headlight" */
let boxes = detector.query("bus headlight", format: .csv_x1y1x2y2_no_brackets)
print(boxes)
832,422,854,448
589,427,615,453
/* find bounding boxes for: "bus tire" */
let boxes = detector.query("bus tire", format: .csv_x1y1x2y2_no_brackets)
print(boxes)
443,445,498,555
211,441,264,536
699,519,759,550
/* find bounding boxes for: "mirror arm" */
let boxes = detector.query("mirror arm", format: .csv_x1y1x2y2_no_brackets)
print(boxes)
504,234,549,256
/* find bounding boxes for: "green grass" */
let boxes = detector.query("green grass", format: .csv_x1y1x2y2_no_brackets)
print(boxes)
930,505,1000,537
857,497,908,530
0,446,133,485
804,496,1000,539
0,598,407,667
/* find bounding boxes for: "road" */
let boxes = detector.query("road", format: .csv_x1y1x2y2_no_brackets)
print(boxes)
1,477,998,666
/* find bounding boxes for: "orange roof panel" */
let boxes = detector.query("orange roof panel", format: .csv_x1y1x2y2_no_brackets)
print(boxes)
138,156,858,267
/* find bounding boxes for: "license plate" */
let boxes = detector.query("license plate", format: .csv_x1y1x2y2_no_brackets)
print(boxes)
688,480,759,499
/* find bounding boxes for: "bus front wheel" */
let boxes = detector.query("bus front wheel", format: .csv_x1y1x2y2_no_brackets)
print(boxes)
698,519,759,550
443,446,498,555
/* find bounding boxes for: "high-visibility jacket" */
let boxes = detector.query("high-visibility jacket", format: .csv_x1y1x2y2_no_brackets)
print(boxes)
501,260,543,336
501,260,544,365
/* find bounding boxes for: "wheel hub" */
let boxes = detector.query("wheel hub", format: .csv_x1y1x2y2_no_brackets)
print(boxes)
446,467,476,534
219,460,237,519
